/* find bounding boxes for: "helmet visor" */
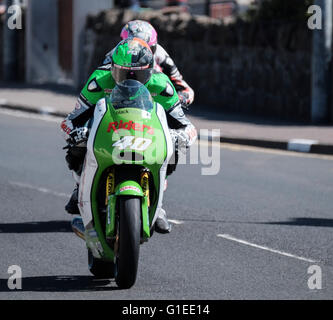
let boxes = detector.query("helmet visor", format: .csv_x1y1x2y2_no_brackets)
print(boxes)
112,65,152,85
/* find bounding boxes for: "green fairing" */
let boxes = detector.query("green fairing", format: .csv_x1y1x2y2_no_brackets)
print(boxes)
81,69,179,112
141,196,150,239
89,100,167,260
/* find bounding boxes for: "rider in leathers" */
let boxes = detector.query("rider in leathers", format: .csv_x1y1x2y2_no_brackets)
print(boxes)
61,38,197,234
103,20,194,108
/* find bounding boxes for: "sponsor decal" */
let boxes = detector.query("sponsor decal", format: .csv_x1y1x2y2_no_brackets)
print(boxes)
61,120,72,135
115,109,129,115
127,49,139,56
119,186,141,193
104,88,113,94
107,120,154,135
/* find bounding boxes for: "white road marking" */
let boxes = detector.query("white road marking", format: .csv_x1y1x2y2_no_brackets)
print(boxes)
9,181,70,198
217,233,318,263
287,139,318,153
168,219,184,225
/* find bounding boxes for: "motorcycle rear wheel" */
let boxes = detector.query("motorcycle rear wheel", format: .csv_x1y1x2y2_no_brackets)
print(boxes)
115,196,141,289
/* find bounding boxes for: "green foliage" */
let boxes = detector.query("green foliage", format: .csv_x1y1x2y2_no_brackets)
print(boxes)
244,0,314,22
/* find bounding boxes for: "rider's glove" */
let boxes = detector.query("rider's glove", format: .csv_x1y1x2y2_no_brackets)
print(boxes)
176,130,190,150
178,92,190,111
67,127,89,146
170,129,190,154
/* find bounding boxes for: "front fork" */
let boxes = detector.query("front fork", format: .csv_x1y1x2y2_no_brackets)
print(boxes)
105,169,151,246
141,171,150,208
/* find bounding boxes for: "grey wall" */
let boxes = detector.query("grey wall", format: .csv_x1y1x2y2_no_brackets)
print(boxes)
26,0,60,83
25,0,113,86
73,0,113,88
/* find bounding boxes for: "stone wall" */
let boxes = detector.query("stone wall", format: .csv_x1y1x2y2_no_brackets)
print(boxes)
85,9,312,122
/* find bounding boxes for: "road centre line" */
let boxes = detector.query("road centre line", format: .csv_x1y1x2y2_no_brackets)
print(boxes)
9,181,70,198
217,233,318,263
168,219,184,225
0,107,62,123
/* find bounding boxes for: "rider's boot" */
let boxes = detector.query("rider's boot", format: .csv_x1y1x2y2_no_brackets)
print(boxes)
71,216,85,240
65,184,80,215
155,208,172,234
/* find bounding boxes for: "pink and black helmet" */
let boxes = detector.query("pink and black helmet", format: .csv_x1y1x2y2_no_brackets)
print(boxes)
120,20,158,54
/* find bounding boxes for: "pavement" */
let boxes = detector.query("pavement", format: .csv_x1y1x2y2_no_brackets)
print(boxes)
0,111,333,299
1,82,333,155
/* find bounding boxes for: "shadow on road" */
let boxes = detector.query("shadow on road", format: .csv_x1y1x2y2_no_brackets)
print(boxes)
0,221,71,233
171,217,333,228
263,218,333,228
0,275,119,292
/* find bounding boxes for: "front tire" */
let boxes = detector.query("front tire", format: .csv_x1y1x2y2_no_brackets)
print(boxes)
115,197,141,289
88,249,115,279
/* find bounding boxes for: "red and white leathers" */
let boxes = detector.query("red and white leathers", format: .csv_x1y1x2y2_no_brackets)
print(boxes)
153,44,194,107
103,43,194,107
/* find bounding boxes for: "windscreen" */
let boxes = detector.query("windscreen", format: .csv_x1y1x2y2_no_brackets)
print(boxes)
109,79,154,112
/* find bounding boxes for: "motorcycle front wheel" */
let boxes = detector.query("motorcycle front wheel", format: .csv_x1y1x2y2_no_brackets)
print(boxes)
115,196,141,289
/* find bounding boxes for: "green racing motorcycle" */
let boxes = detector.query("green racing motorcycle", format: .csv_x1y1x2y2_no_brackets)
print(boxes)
70,80,174,289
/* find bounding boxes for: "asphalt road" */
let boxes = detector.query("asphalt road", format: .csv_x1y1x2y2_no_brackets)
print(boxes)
0,110,333,300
